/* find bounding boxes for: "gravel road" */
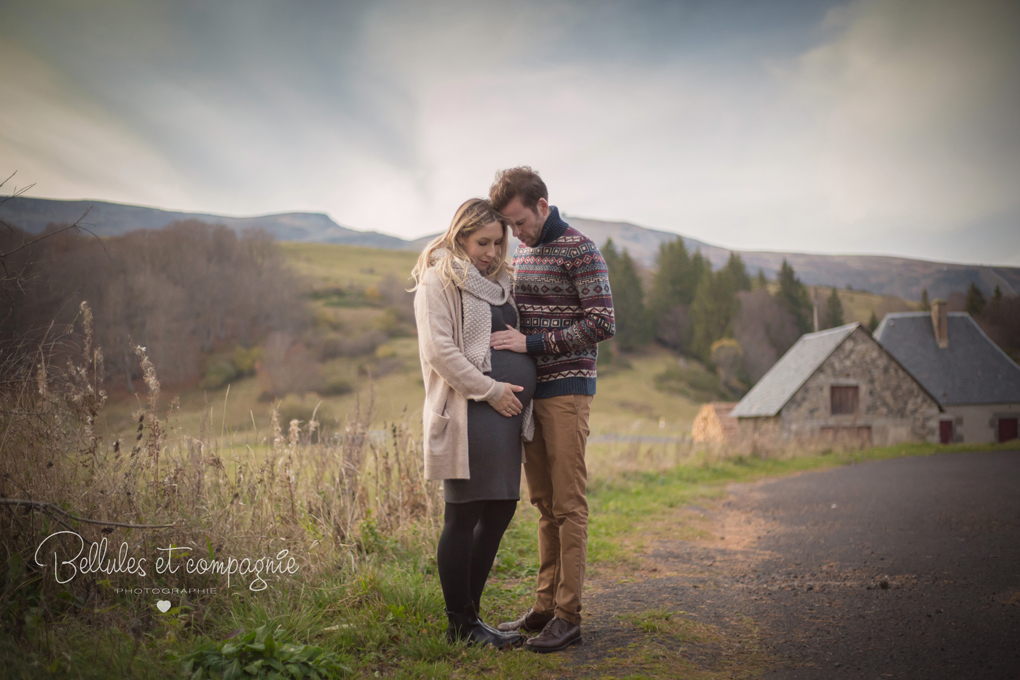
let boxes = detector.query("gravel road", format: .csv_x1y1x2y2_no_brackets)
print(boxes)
576,450,1020,679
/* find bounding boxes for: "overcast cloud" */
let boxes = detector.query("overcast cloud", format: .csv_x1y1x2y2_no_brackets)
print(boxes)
1,0,1018,265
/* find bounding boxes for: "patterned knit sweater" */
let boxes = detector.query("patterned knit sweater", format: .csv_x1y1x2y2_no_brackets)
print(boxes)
513,207,615,398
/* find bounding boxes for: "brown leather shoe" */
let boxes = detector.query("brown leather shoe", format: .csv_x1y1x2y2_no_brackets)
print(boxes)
523,617,582,653
496,608,554,633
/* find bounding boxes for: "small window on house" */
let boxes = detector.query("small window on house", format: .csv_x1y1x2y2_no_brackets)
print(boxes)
831,385,859,415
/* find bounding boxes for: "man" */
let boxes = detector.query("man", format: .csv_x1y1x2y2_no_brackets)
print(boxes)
487,167,615,653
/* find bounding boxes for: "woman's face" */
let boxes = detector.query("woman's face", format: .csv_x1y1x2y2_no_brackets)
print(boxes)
460,221,504,273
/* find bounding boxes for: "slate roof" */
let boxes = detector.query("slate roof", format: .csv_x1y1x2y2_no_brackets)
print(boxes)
730,323,858,418
874,312,1020,406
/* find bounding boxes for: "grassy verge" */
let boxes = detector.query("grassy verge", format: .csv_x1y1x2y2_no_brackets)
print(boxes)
5,439,1013,679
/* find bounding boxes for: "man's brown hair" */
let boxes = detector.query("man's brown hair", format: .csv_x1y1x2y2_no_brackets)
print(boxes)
489,166,548,212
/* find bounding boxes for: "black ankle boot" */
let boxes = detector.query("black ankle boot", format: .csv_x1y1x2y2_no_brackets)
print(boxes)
472,597,517,640
445,603,523,649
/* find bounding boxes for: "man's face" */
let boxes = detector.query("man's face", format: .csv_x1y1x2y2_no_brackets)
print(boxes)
500,196,550,247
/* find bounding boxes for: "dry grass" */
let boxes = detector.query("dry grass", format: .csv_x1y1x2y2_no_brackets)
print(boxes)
0,305,441,639
586,427,876,482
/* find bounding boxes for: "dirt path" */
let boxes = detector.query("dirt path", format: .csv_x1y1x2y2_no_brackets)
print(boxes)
561,450,1020,679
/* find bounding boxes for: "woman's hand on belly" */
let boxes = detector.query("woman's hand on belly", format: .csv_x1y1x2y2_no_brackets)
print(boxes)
492,382,524,417
490,328,527,353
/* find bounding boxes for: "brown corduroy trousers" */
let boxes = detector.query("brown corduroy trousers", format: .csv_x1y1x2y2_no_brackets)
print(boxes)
523,393,593,626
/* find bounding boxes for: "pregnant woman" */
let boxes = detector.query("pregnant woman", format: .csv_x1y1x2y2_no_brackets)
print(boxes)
411,198,537,649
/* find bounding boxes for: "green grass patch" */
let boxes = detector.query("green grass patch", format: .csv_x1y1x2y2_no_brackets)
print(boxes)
653,362,729,403
621,608,721,643
279,243,418,292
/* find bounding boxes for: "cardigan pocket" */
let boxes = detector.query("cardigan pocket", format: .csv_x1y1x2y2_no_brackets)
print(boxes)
426,407,451,449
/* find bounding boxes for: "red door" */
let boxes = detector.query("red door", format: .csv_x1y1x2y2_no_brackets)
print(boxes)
999,418,1018,443
939,420,953,444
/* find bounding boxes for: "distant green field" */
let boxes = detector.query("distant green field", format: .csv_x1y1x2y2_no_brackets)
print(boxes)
807,285,917,325
280,242,420,291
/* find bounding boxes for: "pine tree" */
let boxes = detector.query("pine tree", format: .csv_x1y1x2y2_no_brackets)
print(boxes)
604,242,649,350
776,259,812,335
868,310,879,334
649,237,702,353
650,237,694,314
920,288,931,311
602,238,620,271
823,287,844,329
992,285,1003,303
690,265,739,360
721,252,751,293
690,269,717,360
965,282,986,316
754,268,768,291
689,250,708,300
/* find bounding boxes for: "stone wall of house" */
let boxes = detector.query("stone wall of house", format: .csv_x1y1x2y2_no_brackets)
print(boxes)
732,414,782,441
941,403,1020,444
781,327,941,445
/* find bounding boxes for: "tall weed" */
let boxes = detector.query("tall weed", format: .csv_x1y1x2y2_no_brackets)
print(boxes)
0,306,440,653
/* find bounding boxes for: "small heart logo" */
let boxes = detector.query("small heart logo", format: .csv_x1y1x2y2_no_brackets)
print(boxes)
156,600,171,613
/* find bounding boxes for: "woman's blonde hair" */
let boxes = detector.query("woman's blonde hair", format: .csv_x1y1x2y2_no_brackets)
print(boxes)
410,198,514,290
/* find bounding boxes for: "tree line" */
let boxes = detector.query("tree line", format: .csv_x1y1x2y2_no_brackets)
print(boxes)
922,282,1020,363
604,236,1020,387
602,237,873,388
1,220,307,388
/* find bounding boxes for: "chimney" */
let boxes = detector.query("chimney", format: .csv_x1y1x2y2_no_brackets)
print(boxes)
931,299,948,348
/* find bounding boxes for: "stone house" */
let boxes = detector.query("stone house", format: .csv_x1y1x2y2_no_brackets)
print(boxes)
728,323,941,445
874,302,1020,444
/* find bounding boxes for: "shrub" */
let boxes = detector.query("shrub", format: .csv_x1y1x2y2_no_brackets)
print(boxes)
232,345,262,375
277,394,332,429
654,361,728,401
595,342,632,377
710,338,746,394
176,625,351,679
377,307,415,338
199,359,240,390
200,345,263,390
258,332,322,398
358,356,403,378
375,343,397,359
319,330,388,360
319,377,354,396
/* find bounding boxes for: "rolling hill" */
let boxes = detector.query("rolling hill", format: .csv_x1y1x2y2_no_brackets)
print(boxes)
0,196,406,249
563,216,1020,302
3,195,1016,301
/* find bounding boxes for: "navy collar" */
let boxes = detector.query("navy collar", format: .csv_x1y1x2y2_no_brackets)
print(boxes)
536,205,569,246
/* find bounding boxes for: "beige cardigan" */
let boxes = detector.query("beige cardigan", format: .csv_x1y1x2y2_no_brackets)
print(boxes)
415,266,531,480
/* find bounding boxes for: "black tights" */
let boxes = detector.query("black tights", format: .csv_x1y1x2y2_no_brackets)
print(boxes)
437,499,517,613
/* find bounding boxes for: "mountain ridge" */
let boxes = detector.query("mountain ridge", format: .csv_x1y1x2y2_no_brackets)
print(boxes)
2,195,1016,301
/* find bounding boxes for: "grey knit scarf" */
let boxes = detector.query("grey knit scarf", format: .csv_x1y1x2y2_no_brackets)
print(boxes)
450,257,513,373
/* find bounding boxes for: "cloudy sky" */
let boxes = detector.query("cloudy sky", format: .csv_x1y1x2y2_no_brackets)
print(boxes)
2,0,1018,265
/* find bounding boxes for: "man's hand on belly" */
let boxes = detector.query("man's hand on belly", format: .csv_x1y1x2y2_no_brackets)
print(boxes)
490,328,527,353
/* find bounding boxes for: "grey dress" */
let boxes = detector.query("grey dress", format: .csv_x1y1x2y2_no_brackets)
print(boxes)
444,301,537,503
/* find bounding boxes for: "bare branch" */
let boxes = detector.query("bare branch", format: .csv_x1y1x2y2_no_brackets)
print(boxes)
0,498,178,529
0,171,35,211
0,206,95,259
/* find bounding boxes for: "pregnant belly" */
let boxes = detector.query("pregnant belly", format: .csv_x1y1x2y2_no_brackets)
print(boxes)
488,350,537,403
